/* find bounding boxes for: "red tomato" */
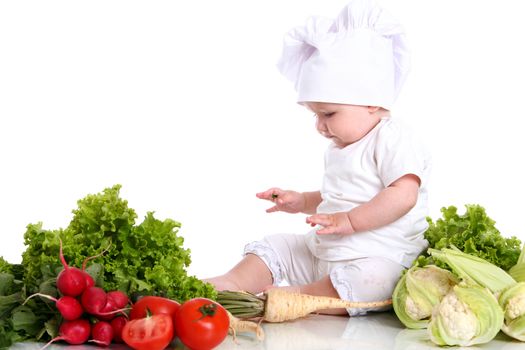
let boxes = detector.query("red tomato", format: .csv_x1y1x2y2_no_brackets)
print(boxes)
130,296,180,326
174,298,230,350
121,313,174,350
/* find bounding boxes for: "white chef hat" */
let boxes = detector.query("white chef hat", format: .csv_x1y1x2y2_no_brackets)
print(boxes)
277,0,410,110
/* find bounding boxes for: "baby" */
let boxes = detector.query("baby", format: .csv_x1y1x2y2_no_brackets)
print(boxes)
205,0,431,316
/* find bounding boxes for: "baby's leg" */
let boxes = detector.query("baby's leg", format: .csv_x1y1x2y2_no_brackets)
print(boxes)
330,257,404,316
207,233,311,294
204,253,273,294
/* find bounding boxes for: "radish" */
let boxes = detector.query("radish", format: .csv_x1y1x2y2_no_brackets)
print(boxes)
90,321,114,347
56,239,87,297
96,290,130,321
84,272,95,289
81,287,108,315
40,318,91,349
107,290,129,309
24,293,83,321
81,286,129,318
110,316,127,343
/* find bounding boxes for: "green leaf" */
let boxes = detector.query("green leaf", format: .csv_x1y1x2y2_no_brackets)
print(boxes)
421,205,521,271
0,273,14,296
0,257,12,274
0,293,23,320
11,306,41,337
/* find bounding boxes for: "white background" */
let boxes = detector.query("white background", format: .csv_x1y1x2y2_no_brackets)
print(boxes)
1,0,524,280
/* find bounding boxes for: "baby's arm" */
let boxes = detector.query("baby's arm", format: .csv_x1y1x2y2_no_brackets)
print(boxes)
257,188,322,214
306,174,420,235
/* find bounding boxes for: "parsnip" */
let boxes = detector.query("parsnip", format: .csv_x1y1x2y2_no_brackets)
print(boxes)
218,289,392,323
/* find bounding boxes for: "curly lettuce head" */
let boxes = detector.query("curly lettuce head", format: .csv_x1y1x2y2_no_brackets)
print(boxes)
21,185,215,302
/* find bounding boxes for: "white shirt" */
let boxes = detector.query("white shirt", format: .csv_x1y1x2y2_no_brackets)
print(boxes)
305,117,431,267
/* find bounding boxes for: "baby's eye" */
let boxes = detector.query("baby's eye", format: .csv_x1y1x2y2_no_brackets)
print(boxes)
324,112,335,117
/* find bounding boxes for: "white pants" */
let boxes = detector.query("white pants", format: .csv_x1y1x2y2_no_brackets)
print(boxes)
244,233,405,316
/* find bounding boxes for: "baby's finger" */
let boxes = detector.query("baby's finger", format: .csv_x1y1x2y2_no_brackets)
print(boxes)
266,205,280,213
256,188,282,201
306,214,331,226
316,226,337,235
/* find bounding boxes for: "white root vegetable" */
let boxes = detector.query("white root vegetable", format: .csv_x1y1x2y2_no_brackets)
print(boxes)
227,312,265,341
218,289,392,323
263,289,392,322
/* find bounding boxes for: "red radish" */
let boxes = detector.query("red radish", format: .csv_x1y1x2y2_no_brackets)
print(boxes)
81,287,108,315
81,286,129,318
56,239,87,297
23,293,83,321
90,321,114,347
84,272,95,288
107,290,129,309
40,319,91,349
110,316,127,343
97,297,127,321
96,300,125,321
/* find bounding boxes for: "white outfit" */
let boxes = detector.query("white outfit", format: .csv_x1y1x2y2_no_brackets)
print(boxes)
245,116,431,315
307,116,430,267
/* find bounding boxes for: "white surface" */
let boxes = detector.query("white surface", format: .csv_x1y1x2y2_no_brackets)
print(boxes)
1,1,525,281
9,313,523,350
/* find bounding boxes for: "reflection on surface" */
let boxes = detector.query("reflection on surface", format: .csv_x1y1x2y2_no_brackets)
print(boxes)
240,311,406,350
11,313,520,350
10,344,131,350
394,328,437,350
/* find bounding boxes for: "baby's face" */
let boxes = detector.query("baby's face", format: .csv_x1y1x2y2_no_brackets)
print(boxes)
305,102,382,148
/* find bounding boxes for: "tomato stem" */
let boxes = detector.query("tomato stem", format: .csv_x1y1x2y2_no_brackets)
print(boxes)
195,303,217,321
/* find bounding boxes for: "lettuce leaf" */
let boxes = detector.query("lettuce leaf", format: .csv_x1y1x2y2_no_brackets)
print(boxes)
416,205,521,271
0,257,11,274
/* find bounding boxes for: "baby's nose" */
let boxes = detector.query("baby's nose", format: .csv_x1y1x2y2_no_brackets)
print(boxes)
316,119,328,135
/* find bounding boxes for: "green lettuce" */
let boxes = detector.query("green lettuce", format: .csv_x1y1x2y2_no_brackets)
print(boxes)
22,185,215,302
416,205,521,270
0,258,11,274
0,271,28,349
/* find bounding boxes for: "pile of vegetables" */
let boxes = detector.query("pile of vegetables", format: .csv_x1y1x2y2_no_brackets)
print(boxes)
28,241,131,348
0,185,216,348
393,204,525,347
4,228,233,350
3,186,525,348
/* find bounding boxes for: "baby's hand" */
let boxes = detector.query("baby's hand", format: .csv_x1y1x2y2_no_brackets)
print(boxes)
306,212,355,235
256,188,305,214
